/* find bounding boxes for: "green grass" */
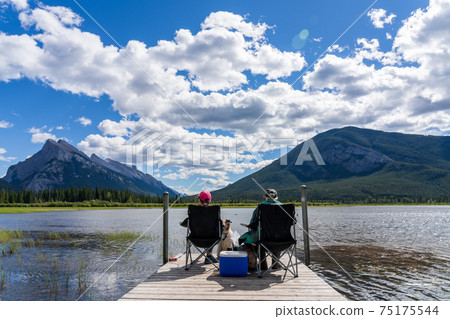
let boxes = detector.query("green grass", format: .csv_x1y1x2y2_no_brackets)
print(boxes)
0,206,139,214
43,232,71,241
0,230,23,243
0,266,6,289
77,257,88,295
94,231,144,242
5,239,22,255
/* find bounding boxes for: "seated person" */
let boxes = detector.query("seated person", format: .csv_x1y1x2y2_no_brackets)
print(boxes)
180,190,218,264
238,189,282,270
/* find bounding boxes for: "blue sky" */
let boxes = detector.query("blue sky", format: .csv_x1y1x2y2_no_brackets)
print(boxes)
1,0,448,194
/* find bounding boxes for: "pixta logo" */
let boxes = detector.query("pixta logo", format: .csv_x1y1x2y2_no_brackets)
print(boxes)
126,129,325,173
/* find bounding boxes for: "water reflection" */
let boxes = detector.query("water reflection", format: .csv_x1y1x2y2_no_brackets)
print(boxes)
307,245,450,300
0,206,448,300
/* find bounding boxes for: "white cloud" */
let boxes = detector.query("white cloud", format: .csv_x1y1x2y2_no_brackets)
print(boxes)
77,116,92,126
171,185,198,196
28,126,59,143
0,0,28,11
367,8,396,28
0,120,13,128
327,44,346,53
0,156,15,162
200,177,231,189
1,0,450,190
56,126,64,130
0,4,306,116
303,0,450,134
201,11,269,40
0,147,16,162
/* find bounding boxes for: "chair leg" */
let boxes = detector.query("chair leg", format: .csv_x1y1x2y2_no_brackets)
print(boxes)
283,247,298,278
271,251,281,269
259,244,298,278
186,241,220,271
185,241,191,270
253,245,261,278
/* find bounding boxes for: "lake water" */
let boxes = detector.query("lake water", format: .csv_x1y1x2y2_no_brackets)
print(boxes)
0,206,449,301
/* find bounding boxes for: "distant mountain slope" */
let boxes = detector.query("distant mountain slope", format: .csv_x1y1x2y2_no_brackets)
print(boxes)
0,179,14,190
2,139,178,197
212,127,450,201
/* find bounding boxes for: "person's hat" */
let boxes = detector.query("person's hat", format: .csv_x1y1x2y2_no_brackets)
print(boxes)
264,189,278,199
198,191,212,202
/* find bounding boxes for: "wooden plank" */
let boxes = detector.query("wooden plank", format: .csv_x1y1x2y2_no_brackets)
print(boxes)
121,295,344,301
119,254,345,301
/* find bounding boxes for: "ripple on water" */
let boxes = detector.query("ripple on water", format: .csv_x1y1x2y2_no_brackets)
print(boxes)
306,245,450,300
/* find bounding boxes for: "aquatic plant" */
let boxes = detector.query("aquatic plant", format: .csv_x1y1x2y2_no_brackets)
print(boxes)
36,238,44,248
0,268,6,288
16,253,22,264
0,230,23,244
0,263,4,288
95,231,143,242
77,257,88,295
24,238,35,248
36,252,49,263
53,257,59,271
63,271,70,291
44,232,71,241
50,273,59,294
7,240,21,255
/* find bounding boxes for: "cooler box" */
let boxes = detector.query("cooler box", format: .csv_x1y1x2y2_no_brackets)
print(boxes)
219,251,248,277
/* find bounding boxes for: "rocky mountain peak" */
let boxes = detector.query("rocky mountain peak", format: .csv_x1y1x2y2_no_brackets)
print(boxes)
2,140,178,196
42,139,88,159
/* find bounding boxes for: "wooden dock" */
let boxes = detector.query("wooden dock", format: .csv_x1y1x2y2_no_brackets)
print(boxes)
120,254,345,301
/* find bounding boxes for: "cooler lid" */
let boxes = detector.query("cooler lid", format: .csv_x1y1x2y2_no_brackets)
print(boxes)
220,251,248,257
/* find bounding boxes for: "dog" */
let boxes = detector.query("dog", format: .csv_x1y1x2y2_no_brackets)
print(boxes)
217,219,234,258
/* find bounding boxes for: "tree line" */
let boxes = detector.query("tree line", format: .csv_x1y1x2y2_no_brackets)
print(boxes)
0,186,175,204
0,186,448,206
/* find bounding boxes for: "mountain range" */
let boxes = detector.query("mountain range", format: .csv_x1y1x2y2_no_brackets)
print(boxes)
1,139,179,197
212,127,450,201
1,127,449,202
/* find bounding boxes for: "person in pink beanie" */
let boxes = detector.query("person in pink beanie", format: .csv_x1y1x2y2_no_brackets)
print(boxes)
180,190,218,264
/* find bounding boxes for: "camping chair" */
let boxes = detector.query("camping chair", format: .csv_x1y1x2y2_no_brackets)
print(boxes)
185,205,222,271
254,204,298,278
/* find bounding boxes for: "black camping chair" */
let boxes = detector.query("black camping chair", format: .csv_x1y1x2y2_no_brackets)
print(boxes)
254,204,298,278
185,205,222,270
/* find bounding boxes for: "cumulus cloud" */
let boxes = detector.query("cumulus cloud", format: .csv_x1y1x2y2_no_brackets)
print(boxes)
367,8,396,28
0,120,13,128
200,177,231,189
303,0,450,134
0,147,16,162
27,126,62,143
1,0,450,190
0,0,28,11
76,116,92,126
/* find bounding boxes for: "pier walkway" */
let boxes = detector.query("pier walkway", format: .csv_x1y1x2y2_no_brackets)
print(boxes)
120,254,346,301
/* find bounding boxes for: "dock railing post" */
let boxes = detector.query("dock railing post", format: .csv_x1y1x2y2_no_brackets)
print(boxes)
163,192,169,265
301,185,311,266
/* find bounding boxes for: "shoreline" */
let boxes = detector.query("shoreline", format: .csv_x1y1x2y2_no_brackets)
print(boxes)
1,202,449,214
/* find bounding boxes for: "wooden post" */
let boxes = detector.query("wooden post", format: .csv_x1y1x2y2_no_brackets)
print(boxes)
301,185,311,266
163,192,169,265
